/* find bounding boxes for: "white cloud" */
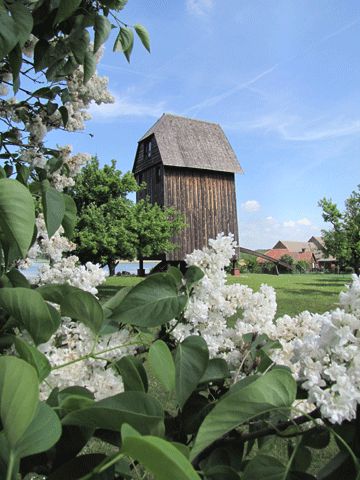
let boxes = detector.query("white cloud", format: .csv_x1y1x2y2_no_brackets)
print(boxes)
90,94,166,120
241,200,261,212
185,65,277,115
239,216,321,250
283,220,296,228
297,217,312,226
186,0,214,16
227,112,360,142
283,218,314,228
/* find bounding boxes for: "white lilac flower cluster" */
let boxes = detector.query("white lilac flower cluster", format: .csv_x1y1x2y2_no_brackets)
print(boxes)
2,42,112,189
50,146,91,192
38,256,106,296
21,214,106,295
174,234,360,424
172,233,277,366
38,318,135,400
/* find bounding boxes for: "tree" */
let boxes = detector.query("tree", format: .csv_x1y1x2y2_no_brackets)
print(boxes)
134,198,186,272
75,198,138,275
72,158,185,275
71,157,140,211
319,185,360,273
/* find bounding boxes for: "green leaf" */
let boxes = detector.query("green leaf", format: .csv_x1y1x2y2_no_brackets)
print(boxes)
242,455,317,480
0,179,35,259
175,336,209,408
108,273,187,328
114,355,148,392
134,24,151,52
62,391,164,436
0,12,18,59
38,284,103,333
149,340,175,392
83,49,96,83
167,266,183,286
190,369,296,460
113,26,133,54
121,424,201,480
102,286,130,318
58,105,68,127
94,15,112,53
0,288,60,345
41,181,65,237
123,29,134,62
62,194,77,238
9,43,22,93
14,402,61,458
199,358,230,385
0,356,38,447
243,455,286,480
8,2,33,47
14,337,51,382
6,268,30,288
302,426,330,449
54,0,81,25
184,265,204,289
37,283,72,304
60,288,104,334
69,29,90,64
34,39,50,72
203,465,241,480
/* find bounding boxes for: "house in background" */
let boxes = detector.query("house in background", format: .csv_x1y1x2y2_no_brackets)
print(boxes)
266,237,337,270
257,247,316,268
132,114,243,269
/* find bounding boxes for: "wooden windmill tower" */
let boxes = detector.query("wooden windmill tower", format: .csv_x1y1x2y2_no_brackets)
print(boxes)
132,114,243,270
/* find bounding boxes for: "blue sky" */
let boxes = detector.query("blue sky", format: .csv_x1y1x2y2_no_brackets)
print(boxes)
51,0,360,249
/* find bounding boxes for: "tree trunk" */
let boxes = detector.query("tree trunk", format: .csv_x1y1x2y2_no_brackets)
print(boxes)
108,261,116,277
138,257,146,277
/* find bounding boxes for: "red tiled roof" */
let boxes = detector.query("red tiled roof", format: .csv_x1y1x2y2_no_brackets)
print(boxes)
257,249,315,264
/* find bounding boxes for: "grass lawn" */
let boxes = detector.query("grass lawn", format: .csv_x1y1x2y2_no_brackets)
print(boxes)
228,273,351,317
99,273,351,318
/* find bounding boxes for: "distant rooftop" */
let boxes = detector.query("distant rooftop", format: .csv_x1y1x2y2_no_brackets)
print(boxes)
138,113,243,174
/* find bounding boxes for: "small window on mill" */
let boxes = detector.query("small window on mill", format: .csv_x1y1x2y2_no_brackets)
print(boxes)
156,166,161,183
144,139,152,158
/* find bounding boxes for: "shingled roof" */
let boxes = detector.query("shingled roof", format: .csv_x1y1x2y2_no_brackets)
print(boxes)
139,114,243,173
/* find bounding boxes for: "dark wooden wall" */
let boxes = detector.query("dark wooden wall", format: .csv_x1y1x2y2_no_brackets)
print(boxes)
163,167,239,261
134,136,164,205
133,134,161,174
134,138,239,262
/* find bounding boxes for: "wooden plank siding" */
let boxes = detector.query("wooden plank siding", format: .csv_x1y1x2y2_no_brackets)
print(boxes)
163,167,239,261
133,134,161,174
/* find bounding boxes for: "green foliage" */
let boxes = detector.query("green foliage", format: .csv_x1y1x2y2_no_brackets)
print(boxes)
191,368,296,460
245,255,262,273
149,340,176,392
72,158,185,275
296,259,311,273
114,355,148,393
133,198,186,261
280,254,295,266
0,287,60,345
319,184,360,272
105,272,188,327
175,336,209,408
121,424,201,480
71,158,140,211
0,179,35,265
